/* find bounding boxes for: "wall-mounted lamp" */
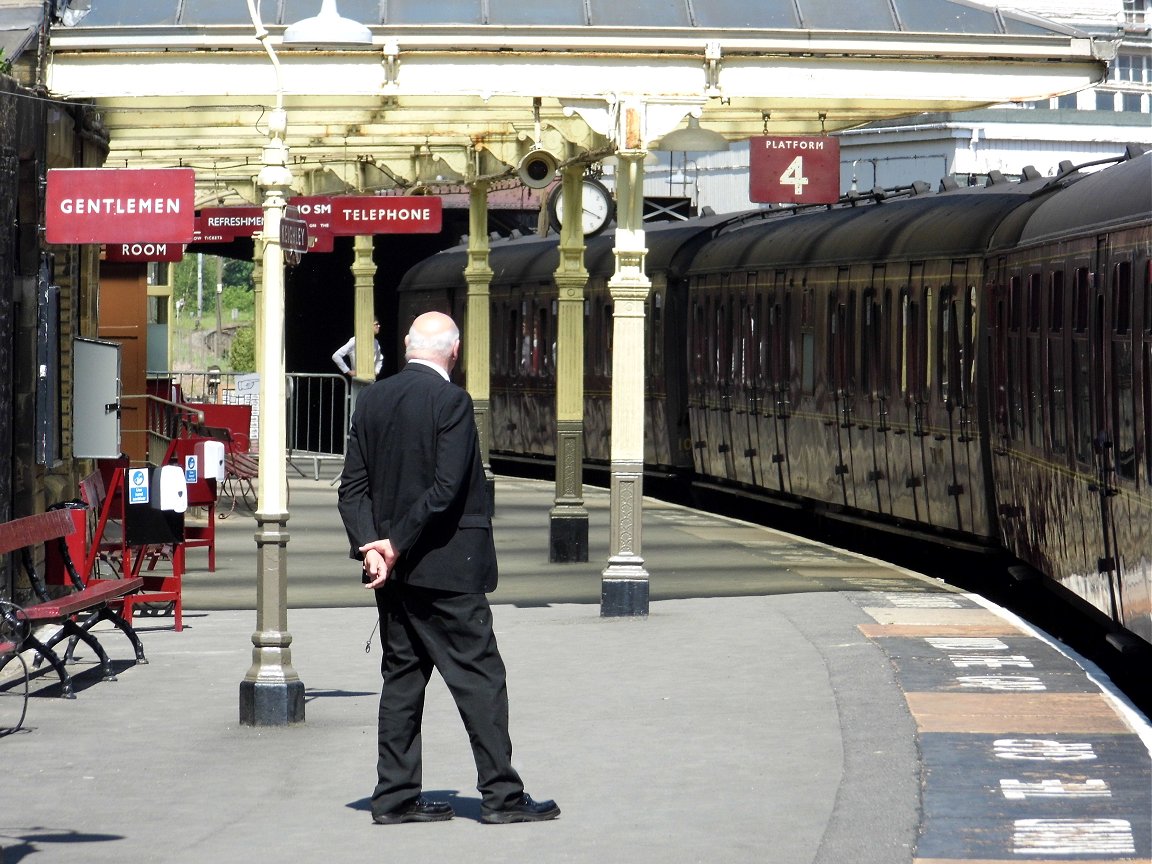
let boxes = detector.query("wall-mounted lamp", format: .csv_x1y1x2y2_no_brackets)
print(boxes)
653,116,729,153
284,0,372,46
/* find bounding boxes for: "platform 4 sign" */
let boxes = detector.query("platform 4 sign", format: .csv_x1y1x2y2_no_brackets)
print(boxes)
749,136,840,205
46,168,196,244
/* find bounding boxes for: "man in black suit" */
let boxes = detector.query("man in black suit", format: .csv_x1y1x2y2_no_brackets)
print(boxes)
337,311,560,826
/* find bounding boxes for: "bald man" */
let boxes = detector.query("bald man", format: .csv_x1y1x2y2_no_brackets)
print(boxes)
337,311,559,826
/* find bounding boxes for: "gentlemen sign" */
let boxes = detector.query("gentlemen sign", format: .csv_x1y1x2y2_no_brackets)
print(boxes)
749,136,840,204
46,168,196,243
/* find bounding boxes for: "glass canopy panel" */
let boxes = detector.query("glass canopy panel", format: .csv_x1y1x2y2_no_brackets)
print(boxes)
798,0,897,31
491,0,586,26
283,0,383,26
586,0,691,27
79,2,179,26
178,0,256,25
896,0,1004,35
384,0,483,25
692,1,800,29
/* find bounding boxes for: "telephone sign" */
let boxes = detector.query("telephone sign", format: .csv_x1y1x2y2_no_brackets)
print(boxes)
749,136,840,204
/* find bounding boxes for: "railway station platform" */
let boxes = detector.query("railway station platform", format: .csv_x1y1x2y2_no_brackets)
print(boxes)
3,473,1150,864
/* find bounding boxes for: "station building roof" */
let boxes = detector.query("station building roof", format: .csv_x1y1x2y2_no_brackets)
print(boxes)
44,0,1111,204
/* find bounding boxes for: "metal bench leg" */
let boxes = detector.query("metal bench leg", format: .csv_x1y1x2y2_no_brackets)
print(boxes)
48,619,117,682
24,633,76,698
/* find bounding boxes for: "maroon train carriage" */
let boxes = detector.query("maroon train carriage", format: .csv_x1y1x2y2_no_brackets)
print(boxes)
395,148,1151,648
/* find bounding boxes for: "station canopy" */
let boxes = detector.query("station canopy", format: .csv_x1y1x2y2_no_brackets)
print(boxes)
46,0,1111,205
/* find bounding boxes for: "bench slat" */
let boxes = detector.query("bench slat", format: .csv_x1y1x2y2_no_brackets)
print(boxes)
21,578,145,620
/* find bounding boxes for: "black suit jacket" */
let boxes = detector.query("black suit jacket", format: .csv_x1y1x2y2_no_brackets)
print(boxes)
337,362,497,593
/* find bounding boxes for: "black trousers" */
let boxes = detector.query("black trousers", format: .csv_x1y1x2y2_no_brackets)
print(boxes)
371,580,524,815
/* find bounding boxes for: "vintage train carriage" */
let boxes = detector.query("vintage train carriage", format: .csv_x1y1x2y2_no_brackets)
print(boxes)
985,152,1152,643
683,175,1056,542
397,217,725,472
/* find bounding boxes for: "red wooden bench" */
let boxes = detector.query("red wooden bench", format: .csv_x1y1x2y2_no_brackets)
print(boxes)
0,509,146,698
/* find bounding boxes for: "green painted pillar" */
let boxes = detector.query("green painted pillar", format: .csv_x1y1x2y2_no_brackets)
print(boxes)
464,181,495,505
550,165,589,562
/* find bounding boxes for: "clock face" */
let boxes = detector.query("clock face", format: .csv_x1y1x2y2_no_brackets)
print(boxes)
548,178,614,236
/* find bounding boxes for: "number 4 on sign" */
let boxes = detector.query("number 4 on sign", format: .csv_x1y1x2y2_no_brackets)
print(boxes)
780,157,809,195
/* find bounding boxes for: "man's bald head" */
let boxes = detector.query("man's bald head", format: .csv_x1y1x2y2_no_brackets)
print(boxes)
405,311,461,370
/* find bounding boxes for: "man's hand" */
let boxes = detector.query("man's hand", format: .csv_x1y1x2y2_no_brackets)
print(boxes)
359,539,397,589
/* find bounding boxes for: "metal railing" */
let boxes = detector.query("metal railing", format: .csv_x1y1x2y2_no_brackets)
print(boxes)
143,370,350,479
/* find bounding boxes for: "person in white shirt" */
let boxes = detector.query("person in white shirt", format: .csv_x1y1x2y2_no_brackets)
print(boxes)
332,319,383,379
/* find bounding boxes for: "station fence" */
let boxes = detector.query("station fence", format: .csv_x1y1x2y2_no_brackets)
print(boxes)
138,370,351,479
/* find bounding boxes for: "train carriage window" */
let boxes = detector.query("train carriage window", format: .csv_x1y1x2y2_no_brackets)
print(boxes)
1113,261,1136,478
1027,273,1042,333
861,289,874,398
1113,339,1136,479
962,286,977,403
490,300,502,375
691,296,705,385
650,291,664,379
1113,262,1132,335
1072,336,1092,462
901,289,924,400
801,285,814,394
743,290,757,388
1009,275,1023,332
1027,325,1044,448
508,306,521,377
756,291,768,389
603,302,613,376
1047,273,1067,454
1144,343,1152,487
1049,270,1065,333
1073,268,1090,332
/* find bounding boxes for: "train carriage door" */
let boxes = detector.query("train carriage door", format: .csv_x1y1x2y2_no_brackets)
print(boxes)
825,271,855,507
940,263,977,533
688,288,709,476
861,273,892,515
895,270,928,524
728,274,755,485
765,272,792,492
717,282,739,480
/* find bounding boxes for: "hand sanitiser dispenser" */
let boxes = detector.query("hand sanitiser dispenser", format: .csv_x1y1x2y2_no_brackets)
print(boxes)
151,463,189,513
197,439,227,483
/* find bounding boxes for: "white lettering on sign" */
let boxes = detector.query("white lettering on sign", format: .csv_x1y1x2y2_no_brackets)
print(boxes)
884,594,961,608
295,202,332,215
779,156,809,195
762,139,826,150
1000,778,1111,800
994,739,1097,761
1013,819,1134,855
338,206,433,222
118,243,169,256
58,197,181,215
208,216,262,227
956,675,1047,691
926,637,1009,651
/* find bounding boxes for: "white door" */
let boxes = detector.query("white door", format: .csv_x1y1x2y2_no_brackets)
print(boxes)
73,338,121,458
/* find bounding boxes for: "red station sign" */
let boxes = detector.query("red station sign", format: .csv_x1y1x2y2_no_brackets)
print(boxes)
749,136,841,205
329,196,443,234
46,168,196,244
104,242,184,263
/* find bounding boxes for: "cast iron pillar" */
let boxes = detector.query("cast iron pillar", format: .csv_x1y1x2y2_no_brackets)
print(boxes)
601,118,650,617
351,234,376,385
239,104,305,725
464,181,496,507
550,164,589,562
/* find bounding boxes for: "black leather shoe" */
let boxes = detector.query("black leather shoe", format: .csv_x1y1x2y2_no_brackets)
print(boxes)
480,793,561,824
372,797,454,825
